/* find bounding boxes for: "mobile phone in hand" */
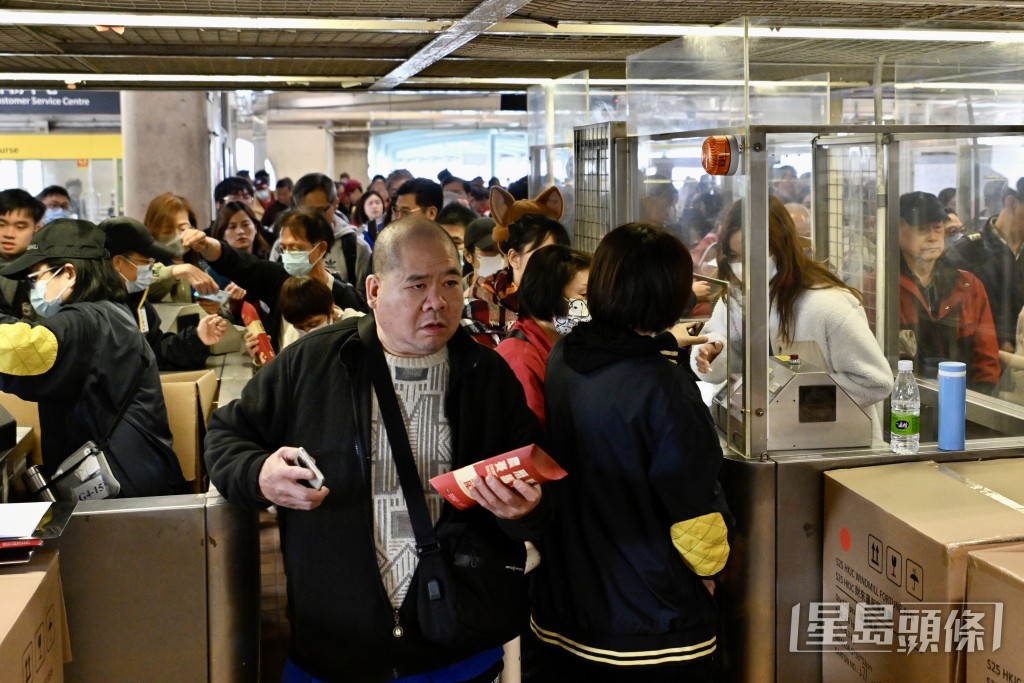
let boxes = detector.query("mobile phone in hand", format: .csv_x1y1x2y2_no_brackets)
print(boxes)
195,290,230,304
295,447,325,490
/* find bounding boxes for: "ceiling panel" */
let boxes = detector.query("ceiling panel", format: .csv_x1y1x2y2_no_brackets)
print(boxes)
73,55,394,76
0,55,87,71
0,0,1023,92
515,0,1019,26
27,26,429,48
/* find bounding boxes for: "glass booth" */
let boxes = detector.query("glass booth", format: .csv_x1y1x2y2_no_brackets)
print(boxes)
549,17,1024,683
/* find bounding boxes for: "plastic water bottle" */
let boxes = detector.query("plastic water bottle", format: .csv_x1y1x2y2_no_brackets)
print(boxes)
890,360,921,454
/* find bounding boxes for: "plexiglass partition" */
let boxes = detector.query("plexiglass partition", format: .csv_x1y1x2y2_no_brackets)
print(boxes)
628,125,1024,459
563,18,1024,458
894,41,1024,126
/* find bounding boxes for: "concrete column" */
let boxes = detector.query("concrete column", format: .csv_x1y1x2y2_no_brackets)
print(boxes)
121,91,213,228
266,125,333,184
333,131,370,183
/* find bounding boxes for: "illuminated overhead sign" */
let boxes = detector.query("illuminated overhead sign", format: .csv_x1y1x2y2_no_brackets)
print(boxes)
0,89,120,115
0,134,123,160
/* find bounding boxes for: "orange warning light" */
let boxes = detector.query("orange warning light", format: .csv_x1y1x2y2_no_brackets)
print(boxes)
702,135,740,176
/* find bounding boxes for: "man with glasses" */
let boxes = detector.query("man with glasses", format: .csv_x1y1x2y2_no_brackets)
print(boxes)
209,176,257,234
385,168,414,221
214,176,255,210
102,216,227,370
394,178,444,222
275,173,370,300
0,188,44,319
897,191,1000,394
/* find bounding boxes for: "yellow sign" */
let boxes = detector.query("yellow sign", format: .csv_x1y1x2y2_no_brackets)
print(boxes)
0,134,122,160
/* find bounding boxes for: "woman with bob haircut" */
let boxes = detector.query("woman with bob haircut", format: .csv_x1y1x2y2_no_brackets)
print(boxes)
143,191,219,302
248,276,360,361
692,195,893,436
496,244,591,425
0,218,185,497
526,222,729,682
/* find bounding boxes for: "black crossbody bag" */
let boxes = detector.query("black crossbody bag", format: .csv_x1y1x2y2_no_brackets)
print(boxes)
49,355,150,501
365,338,529,649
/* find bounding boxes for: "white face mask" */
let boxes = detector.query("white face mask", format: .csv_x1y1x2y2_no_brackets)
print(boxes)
475,253,505,278
729,258,777,284
30,268,70,318
553,298,591,335
282,247,323,277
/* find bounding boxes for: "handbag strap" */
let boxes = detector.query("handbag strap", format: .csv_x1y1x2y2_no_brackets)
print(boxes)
98,353,151,450
365,338,442,556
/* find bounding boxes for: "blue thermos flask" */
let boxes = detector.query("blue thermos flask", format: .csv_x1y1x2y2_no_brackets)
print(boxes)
938,361,966,450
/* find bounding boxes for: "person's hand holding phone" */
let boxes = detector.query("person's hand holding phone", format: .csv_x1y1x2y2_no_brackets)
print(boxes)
257,447,329,510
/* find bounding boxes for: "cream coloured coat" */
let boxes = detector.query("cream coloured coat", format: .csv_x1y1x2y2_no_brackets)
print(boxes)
692,286,894,437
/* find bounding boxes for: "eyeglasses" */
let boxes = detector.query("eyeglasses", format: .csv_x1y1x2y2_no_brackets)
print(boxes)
27,265,63,283
126,256,156,267
394,206,422,218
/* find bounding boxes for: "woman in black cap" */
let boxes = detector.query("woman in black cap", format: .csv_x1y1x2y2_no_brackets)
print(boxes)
102,215,228,371
0,218,186,498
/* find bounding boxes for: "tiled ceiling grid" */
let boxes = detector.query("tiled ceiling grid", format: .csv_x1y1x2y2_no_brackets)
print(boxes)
0,0,1022,89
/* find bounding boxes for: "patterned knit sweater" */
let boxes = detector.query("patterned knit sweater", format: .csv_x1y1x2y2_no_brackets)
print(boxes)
371,347,452,607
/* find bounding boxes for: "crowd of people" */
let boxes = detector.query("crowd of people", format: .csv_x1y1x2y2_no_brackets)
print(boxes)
670,171,1020,406
10,158,1022,681
0,167,729,682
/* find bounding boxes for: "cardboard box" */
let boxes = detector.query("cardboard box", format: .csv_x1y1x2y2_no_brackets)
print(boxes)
0,550,70,683
151,302,243,355
160,370,218,490
821,461,1024,683
0,391,41,466
942,458,1024,505
965,545,1024,683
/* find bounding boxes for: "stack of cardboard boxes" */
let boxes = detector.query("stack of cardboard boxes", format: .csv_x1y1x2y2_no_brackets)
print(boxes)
822,458,1024,683
0,551,70,683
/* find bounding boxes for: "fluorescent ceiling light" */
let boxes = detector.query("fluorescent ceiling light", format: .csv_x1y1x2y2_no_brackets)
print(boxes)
746,26,1024,43
4,9,1024,43
405,77,552,86
895,82,1024,91
0,72,836,88
0,72,369,87
486,20,1024,43
0,9,449,32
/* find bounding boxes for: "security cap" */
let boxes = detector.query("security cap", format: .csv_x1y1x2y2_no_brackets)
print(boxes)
100,216,176,262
